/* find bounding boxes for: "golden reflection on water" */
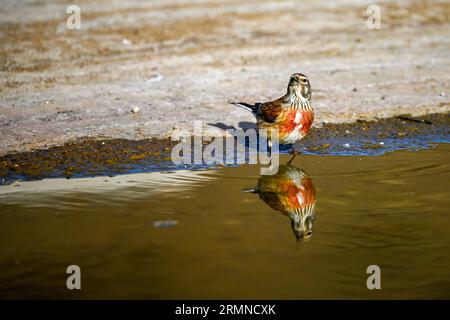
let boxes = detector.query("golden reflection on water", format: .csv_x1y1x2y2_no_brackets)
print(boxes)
0,144,449,299
246,164,317,241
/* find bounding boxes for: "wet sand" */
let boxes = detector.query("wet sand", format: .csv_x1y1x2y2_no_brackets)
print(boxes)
1,0,450,155
0,113,448,184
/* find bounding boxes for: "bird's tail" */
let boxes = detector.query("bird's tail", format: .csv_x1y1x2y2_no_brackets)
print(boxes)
230,102,257,114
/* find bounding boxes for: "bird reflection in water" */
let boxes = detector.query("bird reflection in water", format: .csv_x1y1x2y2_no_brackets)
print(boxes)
245,163,317,241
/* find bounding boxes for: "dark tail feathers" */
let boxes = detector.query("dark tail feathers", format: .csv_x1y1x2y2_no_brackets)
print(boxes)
230,102,257,114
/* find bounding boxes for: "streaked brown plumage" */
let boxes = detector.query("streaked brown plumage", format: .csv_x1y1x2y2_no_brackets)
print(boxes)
245,164,317,241
231,73,314,147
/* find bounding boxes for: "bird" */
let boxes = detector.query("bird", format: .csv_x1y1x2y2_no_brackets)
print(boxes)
244,164,317,241
231,73,314,154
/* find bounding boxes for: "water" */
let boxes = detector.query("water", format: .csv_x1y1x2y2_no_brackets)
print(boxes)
0,144,449,299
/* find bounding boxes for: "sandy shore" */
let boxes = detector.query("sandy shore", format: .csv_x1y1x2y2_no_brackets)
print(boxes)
1,0,449,155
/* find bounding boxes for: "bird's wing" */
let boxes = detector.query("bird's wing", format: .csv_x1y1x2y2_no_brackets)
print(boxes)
257,97,283,123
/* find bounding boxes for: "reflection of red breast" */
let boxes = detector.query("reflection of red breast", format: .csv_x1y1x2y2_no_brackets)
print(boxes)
282,176,316,212
257,166,316,214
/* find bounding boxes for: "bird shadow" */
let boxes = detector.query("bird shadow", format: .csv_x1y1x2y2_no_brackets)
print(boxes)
207,121,292,153
207,121,257,131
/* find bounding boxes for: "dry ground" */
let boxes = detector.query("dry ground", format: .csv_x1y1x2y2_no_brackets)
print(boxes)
1,0,449,155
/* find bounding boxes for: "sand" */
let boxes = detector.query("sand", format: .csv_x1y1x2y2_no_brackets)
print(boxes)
1,0,449,155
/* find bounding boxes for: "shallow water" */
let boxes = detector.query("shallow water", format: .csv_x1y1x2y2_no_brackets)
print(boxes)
0,144,449,299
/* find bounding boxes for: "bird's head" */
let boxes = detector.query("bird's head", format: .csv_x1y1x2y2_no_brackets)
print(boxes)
288,73,311,101
290,211,315,242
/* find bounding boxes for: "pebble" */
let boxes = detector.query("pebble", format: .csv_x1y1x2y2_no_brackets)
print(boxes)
131,106,140,114
343,143,351,148
122,38,132,46
148,74,163,82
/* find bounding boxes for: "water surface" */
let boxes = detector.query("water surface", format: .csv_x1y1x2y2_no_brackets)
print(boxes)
0,144,449,299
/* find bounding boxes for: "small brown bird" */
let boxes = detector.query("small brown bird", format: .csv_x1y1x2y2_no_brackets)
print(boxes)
232,73,314,152
245,164,317,241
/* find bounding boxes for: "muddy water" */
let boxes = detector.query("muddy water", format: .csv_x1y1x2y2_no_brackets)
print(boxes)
0,144,449,299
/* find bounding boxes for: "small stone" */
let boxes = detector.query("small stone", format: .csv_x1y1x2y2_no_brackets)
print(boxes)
131,106,140,114
343,143,351,148
439,92,445,97
379,142,384,145
148,74,162,82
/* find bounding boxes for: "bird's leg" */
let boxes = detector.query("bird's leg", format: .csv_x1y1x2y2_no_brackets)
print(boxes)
287,153,296,165
287,144,300,165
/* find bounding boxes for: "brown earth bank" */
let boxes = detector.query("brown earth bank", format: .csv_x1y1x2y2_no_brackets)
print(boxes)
1,0,450,156
0,112,448,183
